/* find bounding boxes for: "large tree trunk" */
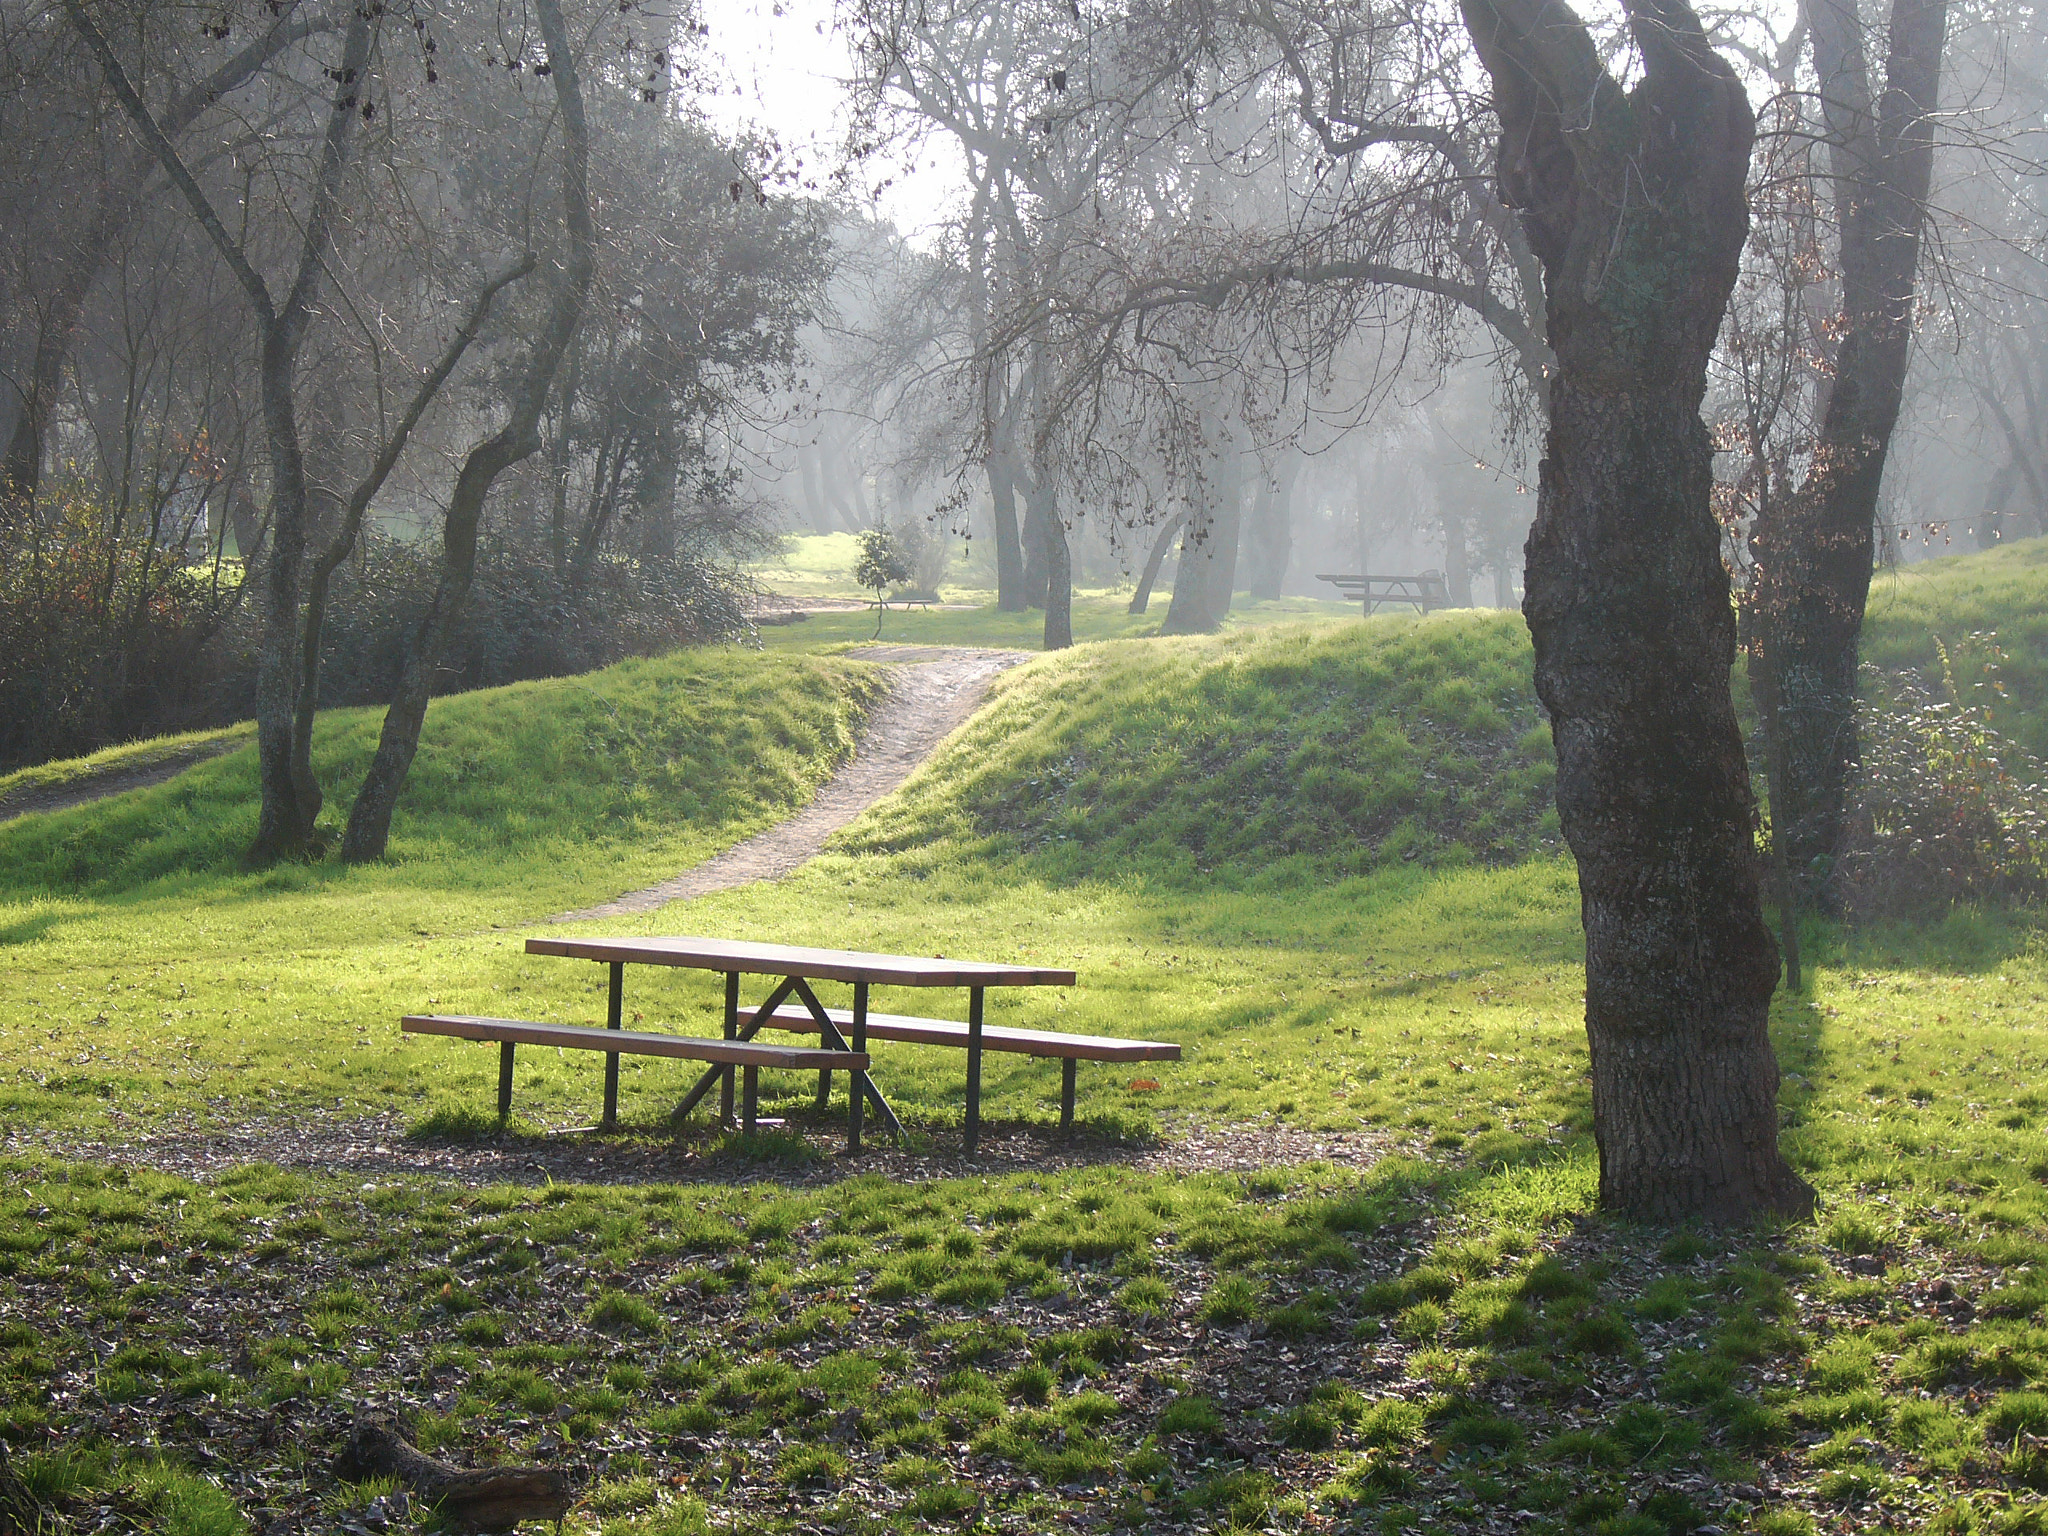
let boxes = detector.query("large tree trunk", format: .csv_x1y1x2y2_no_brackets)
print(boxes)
1018,472,1051,609
1461,0,1813,1221
635,412,682,562
1245,458,1298,601
341,0,593,863
1162,451,1243,634
1749,0,1948,909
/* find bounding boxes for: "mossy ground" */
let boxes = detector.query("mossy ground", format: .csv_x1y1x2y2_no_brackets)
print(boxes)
2,546,2047,1534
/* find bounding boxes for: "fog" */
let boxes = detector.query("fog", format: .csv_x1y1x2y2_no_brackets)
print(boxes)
2,0,2043,763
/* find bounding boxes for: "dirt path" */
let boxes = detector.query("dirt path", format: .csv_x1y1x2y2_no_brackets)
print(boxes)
0,734,249,825
550,645,1030,921
4,1111,1397,1190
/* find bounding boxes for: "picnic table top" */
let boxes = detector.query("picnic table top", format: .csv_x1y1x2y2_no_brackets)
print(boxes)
525,934,1077,988
1315,572,1447,587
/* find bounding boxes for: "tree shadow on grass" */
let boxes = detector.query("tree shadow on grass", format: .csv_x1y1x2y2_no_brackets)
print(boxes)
1827,904,2043,978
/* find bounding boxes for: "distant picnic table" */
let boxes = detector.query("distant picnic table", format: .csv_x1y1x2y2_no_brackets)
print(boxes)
1316,571,1448,614
405,935,1181,1154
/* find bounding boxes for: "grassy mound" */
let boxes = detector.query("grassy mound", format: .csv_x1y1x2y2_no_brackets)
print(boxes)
1864,536,2048,760
0,649,881,901
842,612,1556,886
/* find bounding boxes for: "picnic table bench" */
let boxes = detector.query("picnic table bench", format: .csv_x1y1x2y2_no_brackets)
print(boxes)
1316,571,1448,614
749,1005,1182,1136
401,1014,867,1140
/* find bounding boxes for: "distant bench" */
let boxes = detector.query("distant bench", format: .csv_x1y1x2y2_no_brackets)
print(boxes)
749,1005,1181,1137
401,1014,869,1144
1316,572,1447,614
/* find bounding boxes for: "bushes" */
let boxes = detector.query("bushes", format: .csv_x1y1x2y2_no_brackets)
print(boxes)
0,505,254,769
1845,642,2048,917
0,504,754,772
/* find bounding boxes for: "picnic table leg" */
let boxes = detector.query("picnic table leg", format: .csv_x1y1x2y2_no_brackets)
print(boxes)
815,1066,832,1112
498,1042,516,1119
673,975,801,1126
964,986,984,1156
1060,1058,1077,1139
742,1064,759,1135
602,961,624,1129
720,971,739,1125
848,980,867,1154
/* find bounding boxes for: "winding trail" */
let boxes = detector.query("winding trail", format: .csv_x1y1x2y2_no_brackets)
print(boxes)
550,644,1030,921
0,733,249,825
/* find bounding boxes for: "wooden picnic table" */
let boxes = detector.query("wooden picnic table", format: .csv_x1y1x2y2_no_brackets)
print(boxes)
1316,571,1447,614
522,935,1078,1152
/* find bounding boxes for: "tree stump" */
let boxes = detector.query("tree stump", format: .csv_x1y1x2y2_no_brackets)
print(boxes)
334,1409,571,1532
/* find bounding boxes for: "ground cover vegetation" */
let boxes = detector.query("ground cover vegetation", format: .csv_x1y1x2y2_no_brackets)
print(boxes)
0,546,2045,1533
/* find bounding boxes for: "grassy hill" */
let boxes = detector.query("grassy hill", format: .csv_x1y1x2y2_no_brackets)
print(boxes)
845,612,1556,886
1863,537,2048,761
0,649,882,903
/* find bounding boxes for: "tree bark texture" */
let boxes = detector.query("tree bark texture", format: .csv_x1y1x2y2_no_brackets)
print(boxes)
1027,473,1072,649
1461,0,1813,1220
1748,0,1947,907
341,0,593,863
1018,473,1051,610
1244,459,1298,602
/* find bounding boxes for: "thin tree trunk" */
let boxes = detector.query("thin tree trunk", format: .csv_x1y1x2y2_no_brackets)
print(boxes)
1749,0,1948,909
1129,508,1189,615
1461,0,1813,1221
341,0,593,863
1441,510,1472,606
290,260,531,842
988,452,1026,609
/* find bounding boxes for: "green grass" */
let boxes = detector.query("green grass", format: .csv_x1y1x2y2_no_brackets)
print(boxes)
4,540,2048,1534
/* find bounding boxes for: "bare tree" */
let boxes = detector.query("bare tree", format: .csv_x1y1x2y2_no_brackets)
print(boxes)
1748,0,1951,908
65,0,378,860
340,0,595,863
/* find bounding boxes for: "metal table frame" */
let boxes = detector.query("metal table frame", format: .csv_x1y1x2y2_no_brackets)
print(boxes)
524,936,1076,1153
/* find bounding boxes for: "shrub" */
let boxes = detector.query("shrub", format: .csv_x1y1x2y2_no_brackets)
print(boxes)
0,504,754,773
1845,645,2048,916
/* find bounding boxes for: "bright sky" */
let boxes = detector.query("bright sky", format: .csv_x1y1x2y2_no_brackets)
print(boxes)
696,0,966,243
